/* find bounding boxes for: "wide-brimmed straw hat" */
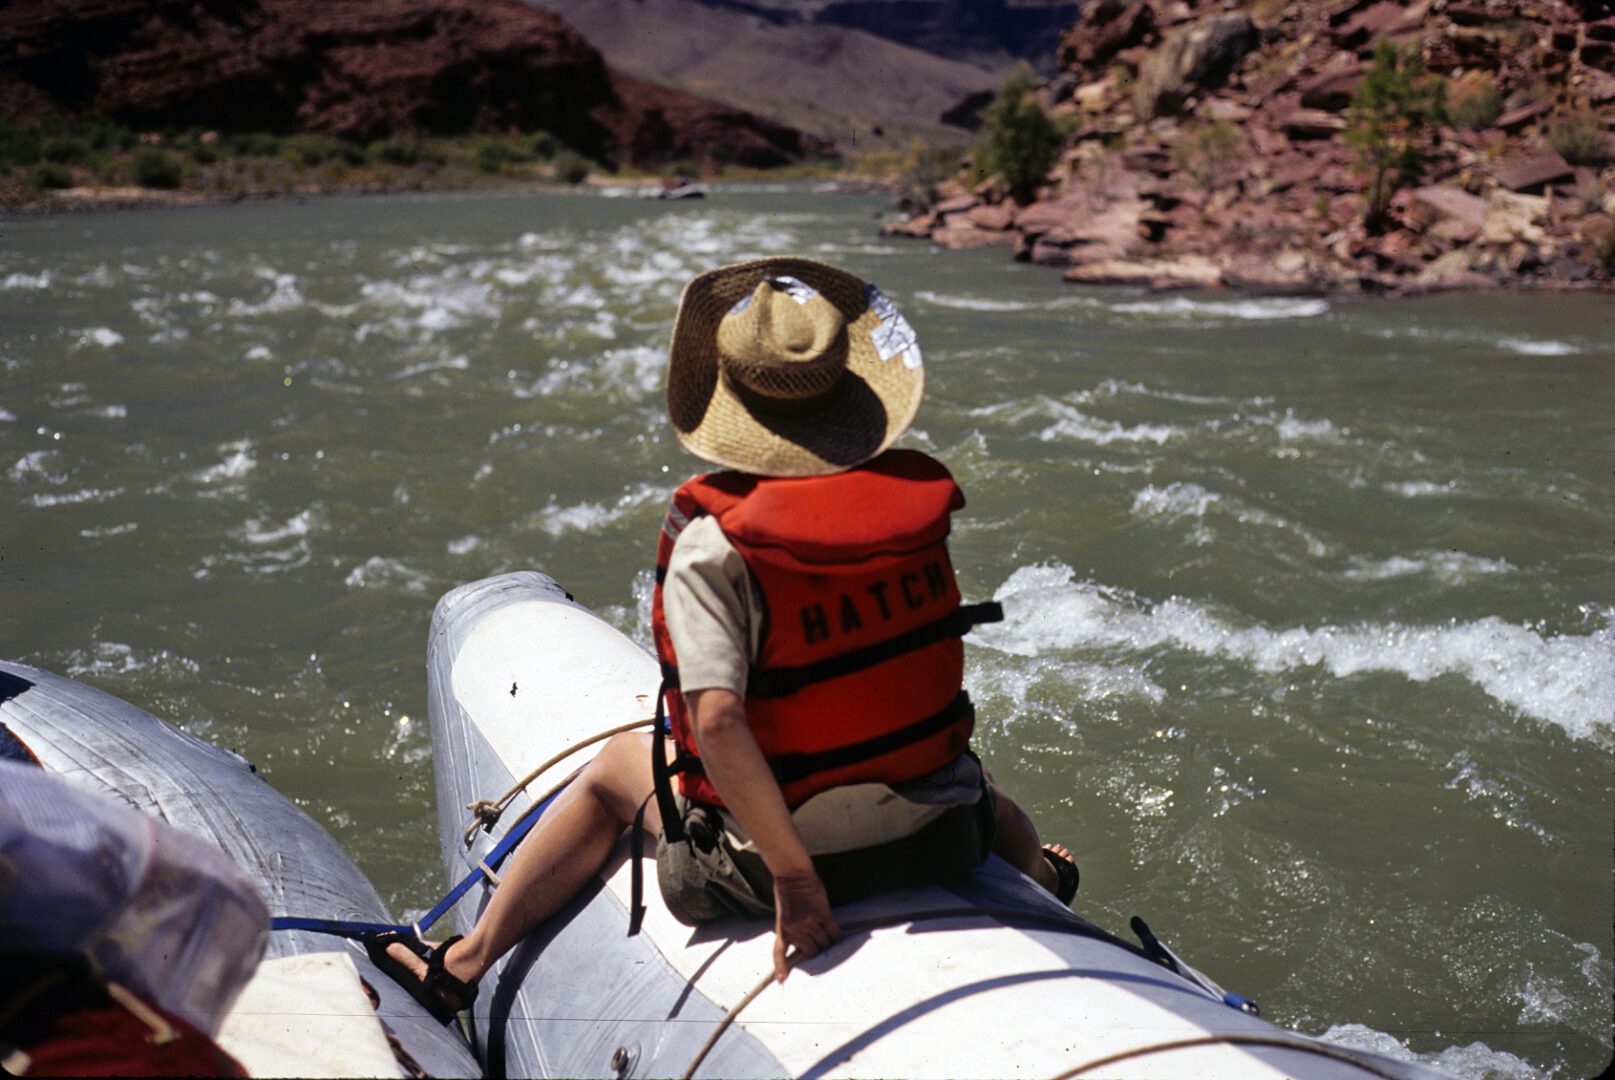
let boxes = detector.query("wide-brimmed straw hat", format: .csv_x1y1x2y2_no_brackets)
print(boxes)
666,258,924,477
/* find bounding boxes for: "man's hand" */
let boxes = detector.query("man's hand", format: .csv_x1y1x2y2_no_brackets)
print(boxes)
771,868,840,983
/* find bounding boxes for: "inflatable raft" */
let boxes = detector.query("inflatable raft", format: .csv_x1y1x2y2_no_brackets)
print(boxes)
0,659,480,1079
427,572,1452,1080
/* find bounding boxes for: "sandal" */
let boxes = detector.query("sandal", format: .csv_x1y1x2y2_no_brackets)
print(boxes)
1041,846,1080,905
364,933,479,1025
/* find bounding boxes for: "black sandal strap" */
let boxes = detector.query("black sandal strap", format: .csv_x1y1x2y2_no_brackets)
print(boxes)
425,935,479,1007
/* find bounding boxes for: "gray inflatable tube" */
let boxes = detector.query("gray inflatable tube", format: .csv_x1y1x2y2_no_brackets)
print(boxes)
426,572,1453,1080
0,659,480,1079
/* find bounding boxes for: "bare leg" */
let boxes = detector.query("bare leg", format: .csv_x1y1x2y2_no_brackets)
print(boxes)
387,731,661,999
987,777,1063,895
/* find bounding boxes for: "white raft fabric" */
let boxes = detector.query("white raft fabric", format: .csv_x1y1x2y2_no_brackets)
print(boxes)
0,758,268,1035
0,659,483,1079
428,572,1455,1080
217,952,401,1079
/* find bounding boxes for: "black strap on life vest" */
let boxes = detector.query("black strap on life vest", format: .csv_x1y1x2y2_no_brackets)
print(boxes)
627,794,652,937
766,691,975,787
650,678,685,845
636,678,706,936
747,601,1003,699
634,680,679,937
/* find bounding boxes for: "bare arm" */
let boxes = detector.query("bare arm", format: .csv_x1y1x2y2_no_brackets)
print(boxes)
685,687,841,981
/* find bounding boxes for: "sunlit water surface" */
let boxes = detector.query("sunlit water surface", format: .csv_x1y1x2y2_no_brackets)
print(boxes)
2,188,1611,1078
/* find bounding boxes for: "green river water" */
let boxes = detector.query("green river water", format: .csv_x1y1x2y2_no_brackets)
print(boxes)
2,188,1611,1078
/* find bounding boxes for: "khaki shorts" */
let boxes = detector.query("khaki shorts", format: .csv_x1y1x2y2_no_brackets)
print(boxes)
656,783,996,927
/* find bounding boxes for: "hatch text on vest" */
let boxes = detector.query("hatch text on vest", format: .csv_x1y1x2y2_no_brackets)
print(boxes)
799,561,949,644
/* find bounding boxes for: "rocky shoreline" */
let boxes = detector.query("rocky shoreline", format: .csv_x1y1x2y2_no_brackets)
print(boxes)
885,0,1615,296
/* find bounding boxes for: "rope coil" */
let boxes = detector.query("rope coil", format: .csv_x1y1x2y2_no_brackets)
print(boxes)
460,717,654,847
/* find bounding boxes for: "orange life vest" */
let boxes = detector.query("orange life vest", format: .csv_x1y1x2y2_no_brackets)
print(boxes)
650,449,1001,811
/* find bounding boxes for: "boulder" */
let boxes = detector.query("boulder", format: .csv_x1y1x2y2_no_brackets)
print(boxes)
1121,145,1173,174
1029,238,1079,266
1298,63,1366,111
933,193,981,215
1221,250,1325,293
1331,2,1416,49
1493,98,1554,131
967,203,1018,230
1014,197,1086,235
1063,254,1223,289
1405,185,1488,231
1493,153,1575,193
1133,13,1258,119
1482,190,1550,244
932,223,1017,250
1583,69,1615,105
1074,79,1117,112
881,214,937,239
1325,0,1378,27
1060,0,1158,76
1283,109,1348,140
1445,2,1506,25
1415,248,1496,291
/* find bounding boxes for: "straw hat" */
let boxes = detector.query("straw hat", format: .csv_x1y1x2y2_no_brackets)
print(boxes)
666,258,924,477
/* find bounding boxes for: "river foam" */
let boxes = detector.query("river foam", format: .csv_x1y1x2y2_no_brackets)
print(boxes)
1318,1024,1541,1079
978,563,1614,742
1109,295,1331,320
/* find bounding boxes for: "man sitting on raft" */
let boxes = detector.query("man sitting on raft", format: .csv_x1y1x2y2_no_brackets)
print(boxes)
377,258,1079,1018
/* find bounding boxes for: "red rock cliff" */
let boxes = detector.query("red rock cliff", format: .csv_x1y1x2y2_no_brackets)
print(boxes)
0,0,828,168
890,0,1614,294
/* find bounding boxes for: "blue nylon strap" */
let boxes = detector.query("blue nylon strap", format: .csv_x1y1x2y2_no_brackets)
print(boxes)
269,916,409,936
269,782,569,941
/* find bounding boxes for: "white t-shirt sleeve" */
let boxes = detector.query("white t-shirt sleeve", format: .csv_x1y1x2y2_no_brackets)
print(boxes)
663,515,758,696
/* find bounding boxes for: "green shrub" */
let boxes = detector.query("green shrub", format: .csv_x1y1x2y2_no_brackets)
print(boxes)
1548,109,1612,166
132,146,184,189
83,120,136,153
284,133,347,167
529,131,558,160
1448,77,1503,131
1597,229,1615,270
41,135,91,164
226,132,283,157
0,123,43,167
1345,42,1447,232
369,137,420,166
899,138,962,210
1170,118,1241,190
28,162,74,189
474,139,512,174
553,149,591,184
89,152,123,183
974,62,1063,204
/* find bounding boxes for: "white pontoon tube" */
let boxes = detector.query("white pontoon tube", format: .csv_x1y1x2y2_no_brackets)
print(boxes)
0,659,481,1079
427,571,1454,1080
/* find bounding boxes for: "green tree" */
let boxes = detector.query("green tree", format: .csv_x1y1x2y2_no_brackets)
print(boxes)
975,63,1063,205
1345,42,1446,232
899,138,962,211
